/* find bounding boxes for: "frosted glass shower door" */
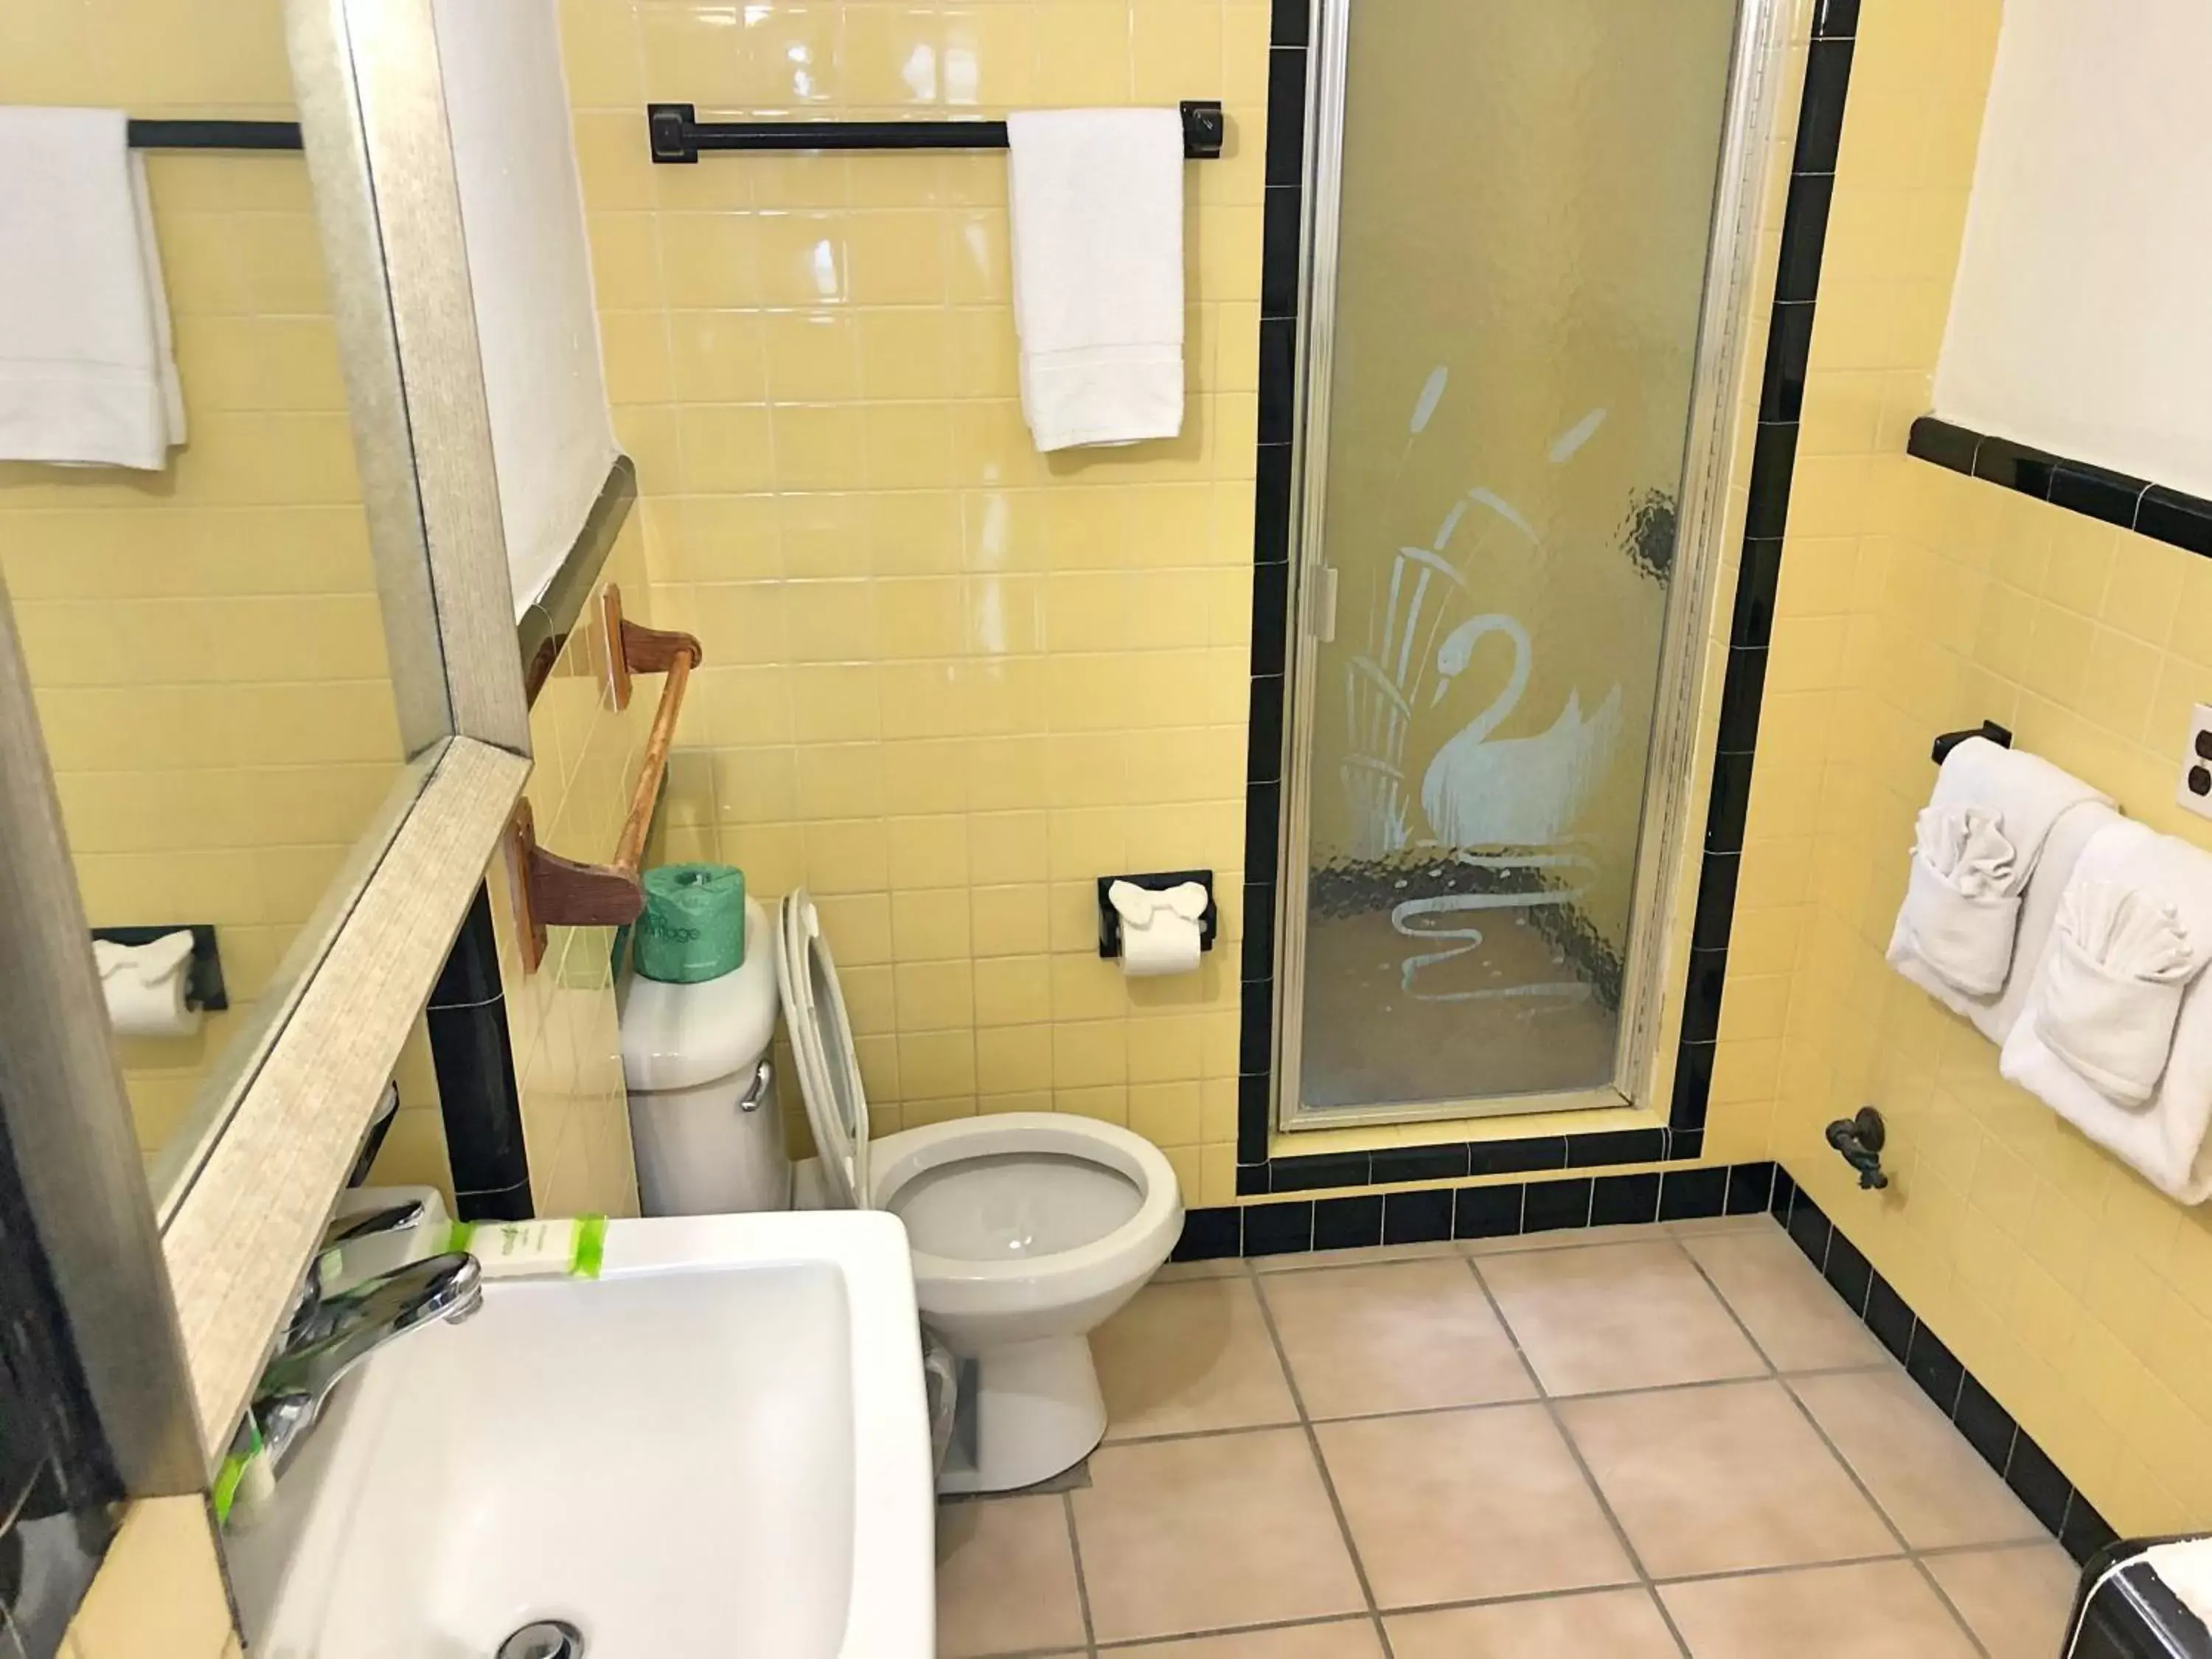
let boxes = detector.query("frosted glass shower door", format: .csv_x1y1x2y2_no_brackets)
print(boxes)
1285,0,1745,1122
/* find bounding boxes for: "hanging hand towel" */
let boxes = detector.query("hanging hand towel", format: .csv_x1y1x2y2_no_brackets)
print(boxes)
1886,736,2108,1007
2000,821,2212,1203
2035,878,2199,1105
1899,804,2019,995
0,107,185,468
1006,108,1185,452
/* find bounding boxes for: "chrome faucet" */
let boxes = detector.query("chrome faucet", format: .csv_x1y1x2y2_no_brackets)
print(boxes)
252,1251,483,1474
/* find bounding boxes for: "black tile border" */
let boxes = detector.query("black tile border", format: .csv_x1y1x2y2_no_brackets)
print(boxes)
1169,1155,2121,1571
426,884,534,1222
1231,1,1860,1193
1907,415,2212,561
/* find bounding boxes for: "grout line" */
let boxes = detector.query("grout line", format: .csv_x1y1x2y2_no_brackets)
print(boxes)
1458,1251,1696,1659
1681,1241,2000,1659
1061,1489,1097,1655
1246,1270,1397,1659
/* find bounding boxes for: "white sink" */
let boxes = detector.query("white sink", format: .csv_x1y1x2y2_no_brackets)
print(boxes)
230,1211,935,1659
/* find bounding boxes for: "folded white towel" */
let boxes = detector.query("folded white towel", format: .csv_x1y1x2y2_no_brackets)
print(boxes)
2037,879,2199,1105
1901,805,2020,995
2001,820,2212,1203
0,107,185,468
1886,737,2108,1004
1005,108,1185,452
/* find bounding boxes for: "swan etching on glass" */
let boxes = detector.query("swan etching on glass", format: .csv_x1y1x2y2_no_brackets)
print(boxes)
1419,613,1622,851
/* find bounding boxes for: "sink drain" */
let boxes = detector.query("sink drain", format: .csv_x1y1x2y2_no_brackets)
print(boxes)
498,1621,584,1659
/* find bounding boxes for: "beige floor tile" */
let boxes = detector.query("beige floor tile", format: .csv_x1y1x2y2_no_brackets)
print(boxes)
1681,1226,1888,1371
1093,1276,1298,1440
1388,1587,1681,1659
1466,1220,1705,1255
1072,1429,1366,1643
1476,1241,1765,1394
1155,1258,1250,1281
1316,1404,1635,1608
934,1495,1088,1658
1115,1618,1387,1658
1791,1368,2042,1548
1259,1258,1534,1419
1560,1380,1896,1578
1661,1559,1981,1658
1925,1544,2081,1659
1253,1240,1462,1271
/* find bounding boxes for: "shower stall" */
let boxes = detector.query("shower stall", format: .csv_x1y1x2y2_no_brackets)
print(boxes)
1273,0,1785,1130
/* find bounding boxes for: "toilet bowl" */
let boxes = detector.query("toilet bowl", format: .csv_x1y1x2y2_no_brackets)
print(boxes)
776,890,1182,1494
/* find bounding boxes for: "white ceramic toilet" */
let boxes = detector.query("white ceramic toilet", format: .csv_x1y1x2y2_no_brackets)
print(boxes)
620,888,1183,1494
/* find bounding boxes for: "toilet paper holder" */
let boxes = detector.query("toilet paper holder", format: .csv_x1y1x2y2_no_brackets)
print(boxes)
88,924,228,1011
1096,871,1217,960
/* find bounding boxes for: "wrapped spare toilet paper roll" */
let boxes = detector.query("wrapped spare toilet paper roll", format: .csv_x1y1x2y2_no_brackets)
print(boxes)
1107,880,1208,978
93,931,201,1038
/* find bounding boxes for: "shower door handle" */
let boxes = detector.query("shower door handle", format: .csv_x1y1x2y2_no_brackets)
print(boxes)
1309,565,1340,644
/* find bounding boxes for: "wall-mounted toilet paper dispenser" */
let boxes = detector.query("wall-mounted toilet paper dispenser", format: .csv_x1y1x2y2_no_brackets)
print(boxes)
1097,870,1217,972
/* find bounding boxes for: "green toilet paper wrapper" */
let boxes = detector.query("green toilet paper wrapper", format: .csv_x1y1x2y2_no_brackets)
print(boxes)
636,863,746,983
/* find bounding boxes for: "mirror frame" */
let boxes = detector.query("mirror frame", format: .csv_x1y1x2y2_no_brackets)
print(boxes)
0,0,538,1468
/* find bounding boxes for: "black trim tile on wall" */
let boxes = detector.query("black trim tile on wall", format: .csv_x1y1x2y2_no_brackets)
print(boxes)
428,884,532,1222
1909,414,2212,566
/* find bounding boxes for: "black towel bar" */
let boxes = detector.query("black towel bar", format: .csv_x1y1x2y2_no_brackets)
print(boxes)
126,119,302,152
647,100,1226,163
1930,720,2014,765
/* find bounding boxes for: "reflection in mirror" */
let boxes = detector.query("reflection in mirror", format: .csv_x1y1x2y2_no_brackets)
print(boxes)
0,5,412,1205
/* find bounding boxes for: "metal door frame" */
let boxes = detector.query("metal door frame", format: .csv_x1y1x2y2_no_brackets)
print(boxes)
1274,0,1792,1132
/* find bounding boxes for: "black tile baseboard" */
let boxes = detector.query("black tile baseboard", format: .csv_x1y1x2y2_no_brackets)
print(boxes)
1767,1170,2121,1567
1907,416,2212,561
1171,1154,2121,1570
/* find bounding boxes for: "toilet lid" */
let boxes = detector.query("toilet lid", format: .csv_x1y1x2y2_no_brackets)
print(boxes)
776,890,870,1210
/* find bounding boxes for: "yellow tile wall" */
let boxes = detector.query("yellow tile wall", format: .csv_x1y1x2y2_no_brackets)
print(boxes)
0,0,409,1164
1739,0,2212,1533
59,1498,237,1659
484,515,662,1218
554,0,1267,1206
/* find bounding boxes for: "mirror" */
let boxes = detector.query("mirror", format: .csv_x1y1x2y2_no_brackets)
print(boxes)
0,13,425,1209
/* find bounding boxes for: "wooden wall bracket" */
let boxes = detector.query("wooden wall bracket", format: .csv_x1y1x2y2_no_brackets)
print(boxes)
507,585,703,975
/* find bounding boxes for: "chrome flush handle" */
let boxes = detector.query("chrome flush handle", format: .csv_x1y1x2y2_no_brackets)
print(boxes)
737,1057,772,1113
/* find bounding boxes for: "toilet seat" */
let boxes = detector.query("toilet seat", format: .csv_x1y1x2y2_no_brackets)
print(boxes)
776,889,1181,1315
869,1114,1181,1328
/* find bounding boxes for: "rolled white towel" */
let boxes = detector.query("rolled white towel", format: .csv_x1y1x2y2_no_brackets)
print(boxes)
2002,820,2212,1203
1886,737,2108,1006
1900,805,2020,995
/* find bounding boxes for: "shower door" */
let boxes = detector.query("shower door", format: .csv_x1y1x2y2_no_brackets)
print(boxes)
1277,0,1776,1128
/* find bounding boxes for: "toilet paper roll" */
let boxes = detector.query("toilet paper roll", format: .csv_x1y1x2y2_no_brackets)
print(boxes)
1108,880,1208,978
1120,913,1203,977
92,931,202,1038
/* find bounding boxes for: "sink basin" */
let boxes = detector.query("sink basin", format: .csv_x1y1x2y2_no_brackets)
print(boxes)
230,1211,934,1659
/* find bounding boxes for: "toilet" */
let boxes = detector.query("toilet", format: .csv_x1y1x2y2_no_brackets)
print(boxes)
620,888,1183,1494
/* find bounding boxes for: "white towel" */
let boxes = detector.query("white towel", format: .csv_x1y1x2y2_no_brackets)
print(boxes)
1006,108,1185,452
2038,878,2199,1105
1887,737,2108,1006
0,107,184,468
2001,820,2212,1203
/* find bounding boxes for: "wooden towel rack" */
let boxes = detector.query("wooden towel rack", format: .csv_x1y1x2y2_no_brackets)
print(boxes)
504,584,701,975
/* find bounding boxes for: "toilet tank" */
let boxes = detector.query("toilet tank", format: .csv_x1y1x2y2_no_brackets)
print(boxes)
617,896,790,1216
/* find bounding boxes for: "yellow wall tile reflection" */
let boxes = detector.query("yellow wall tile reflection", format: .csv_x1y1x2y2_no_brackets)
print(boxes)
0,0,409,1165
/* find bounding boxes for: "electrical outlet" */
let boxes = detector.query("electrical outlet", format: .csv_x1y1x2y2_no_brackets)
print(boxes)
2180,703,2212,821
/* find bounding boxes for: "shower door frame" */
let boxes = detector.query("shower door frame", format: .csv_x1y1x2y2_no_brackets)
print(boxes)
1273,0,1792,1134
